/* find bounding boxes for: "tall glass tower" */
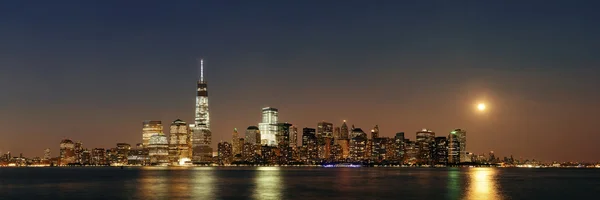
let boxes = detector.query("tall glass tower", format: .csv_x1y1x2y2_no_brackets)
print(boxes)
192,59,212,162
258,107,278,146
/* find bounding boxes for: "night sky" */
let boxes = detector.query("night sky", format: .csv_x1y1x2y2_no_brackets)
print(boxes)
1,1,599,162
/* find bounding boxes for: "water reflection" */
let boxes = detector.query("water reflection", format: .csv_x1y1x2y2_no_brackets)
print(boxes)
447,168,461,199
138,167,168,199
467,168,502,200
190,167,215,200
253,167,283,200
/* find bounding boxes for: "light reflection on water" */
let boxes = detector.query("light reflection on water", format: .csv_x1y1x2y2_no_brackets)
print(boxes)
467,168,503,200
253,167,283,200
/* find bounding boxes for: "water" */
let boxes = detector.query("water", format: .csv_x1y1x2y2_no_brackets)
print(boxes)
0,167,598,199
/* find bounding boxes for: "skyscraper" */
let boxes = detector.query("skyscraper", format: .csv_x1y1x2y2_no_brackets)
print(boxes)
142,120,163,148
44,148,51,160
447,130,461,164
232,128,241,156
289,125,298,148
192,59,212,162
258,107,278,146
349,127,367,161
302,128,318,162
59,139,75,165
245,126,261,145
149,134,169,165
317,121,333,159
394,132,405,161
340,120,349,140
452,129,469,162
434,137,448,165
371,125,379,139
169,119,189,164
416,129,435,165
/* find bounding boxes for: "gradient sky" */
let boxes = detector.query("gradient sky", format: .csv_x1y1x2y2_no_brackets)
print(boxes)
1,1,599,162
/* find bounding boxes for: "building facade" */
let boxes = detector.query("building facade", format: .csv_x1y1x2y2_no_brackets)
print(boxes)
192,59,212,162
168,119,189,164
142,120,163,148
258,107,278,146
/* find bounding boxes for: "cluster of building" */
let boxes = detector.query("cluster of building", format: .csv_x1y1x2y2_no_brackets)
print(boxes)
4,59,597,168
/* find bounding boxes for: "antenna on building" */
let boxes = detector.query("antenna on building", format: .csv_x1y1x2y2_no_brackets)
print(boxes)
200,58,204,82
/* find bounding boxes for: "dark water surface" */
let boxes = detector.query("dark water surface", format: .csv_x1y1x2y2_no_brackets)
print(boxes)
1,167,599,199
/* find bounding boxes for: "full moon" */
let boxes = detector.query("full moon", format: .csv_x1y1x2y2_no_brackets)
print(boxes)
477,103,486,111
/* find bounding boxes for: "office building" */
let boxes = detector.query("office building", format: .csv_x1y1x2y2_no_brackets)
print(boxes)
452,129,469,162
448,130,460,164
416,129,435,165
142,120,162,148
169,119,189,164
192,59,212,162
434,137,448,165
245,126,261,145
148,134,169,165
349,127,367,161
59,139,75,165
258,107,278,146
232,128,242,156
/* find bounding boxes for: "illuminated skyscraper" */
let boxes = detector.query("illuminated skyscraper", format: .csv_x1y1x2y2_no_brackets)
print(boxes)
192,59,212,162
317,121,333,159
245,126,261,145
394,132,405,161
349,127,367,161
302,128,318,162
371,125,379,139
434,137,448,165
452,129,469,162
44,148,51,160
169,119,189,164
217,142,232,165
447,130,460,164
232,128,241,156
149,134,169,165
416,129,435,165
116,143,131,165
142,120,163,148
59,139,75,165
289,125,298,148
340,121,349,140
74,142,83,164
258,107,278,146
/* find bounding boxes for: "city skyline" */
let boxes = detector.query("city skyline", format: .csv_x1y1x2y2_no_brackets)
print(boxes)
1,1,600,162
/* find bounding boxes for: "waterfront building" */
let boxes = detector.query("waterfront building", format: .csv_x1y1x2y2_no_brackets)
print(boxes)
192,59,213,162
301,128,318,162
92,148,106,165
59,139,76,165
394,132,405,161
290,126,298,148
232,128,242,156
148,134,169,165
403,140,418,165
447,131,460,164
74,142,83,164
217,142,232,165
349,128,367,161
416,129,435,165
317,121,334,159
434,137,448,165
258,107,278,146
245,126,261,145
142,120,163,148
340,120,350,140
277,123,293,162
44,148,51,160
452,129,469,162
81,149,91,165
168,119,189,164
116,143,131,165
